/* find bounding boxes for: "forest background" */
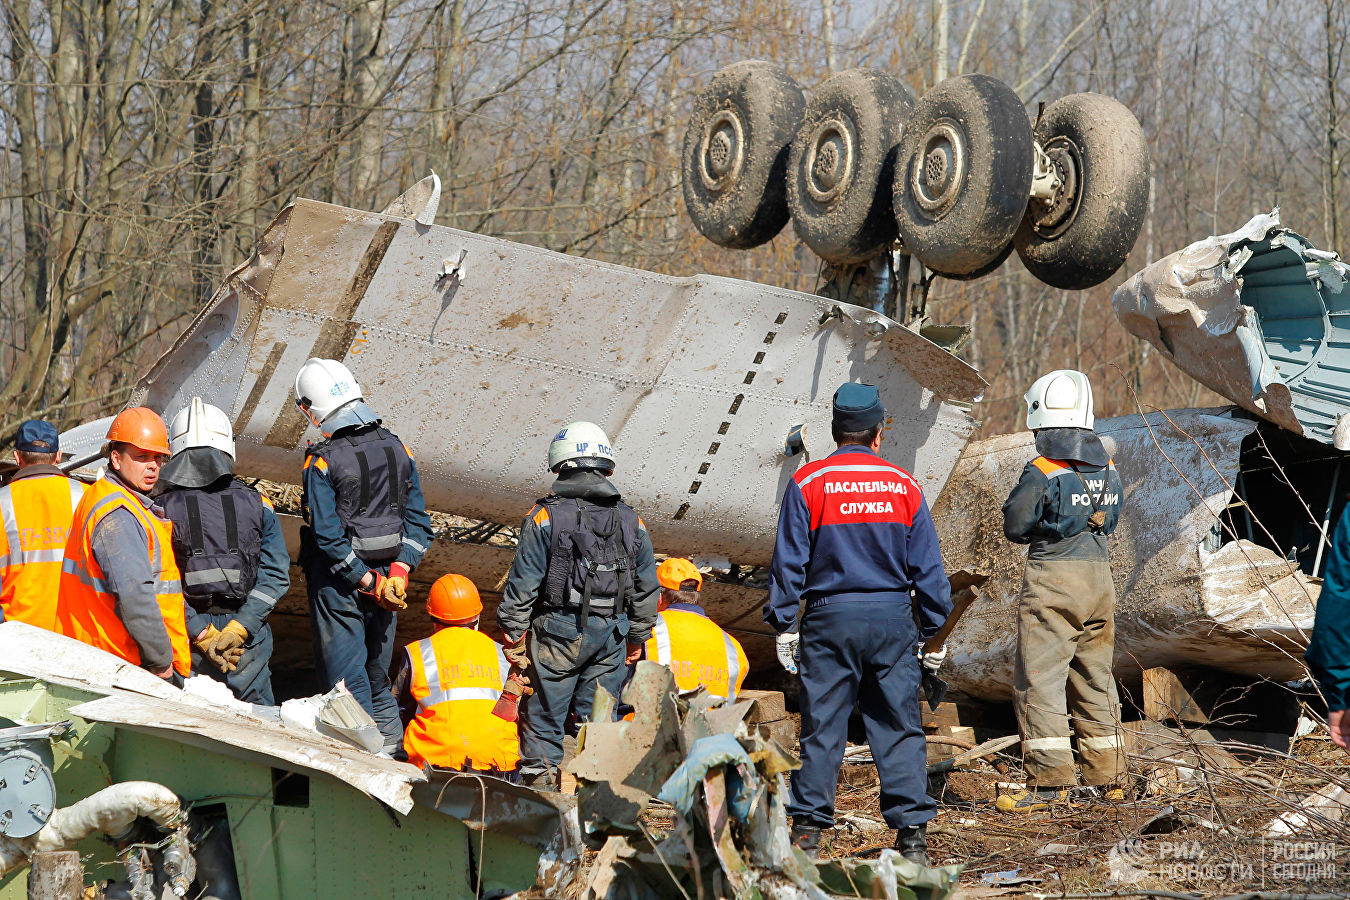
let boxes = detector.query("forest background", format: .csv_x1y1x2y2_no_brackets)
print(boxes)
0,0,1343,440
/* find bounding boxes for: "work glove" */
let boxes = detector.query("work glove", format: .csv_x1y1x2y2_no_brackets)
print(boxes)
210,620,249,673
380,562,410,611
360,571,406,612
919,643,948,673
503,633,531,685
193,625,230,674
775,632,800,675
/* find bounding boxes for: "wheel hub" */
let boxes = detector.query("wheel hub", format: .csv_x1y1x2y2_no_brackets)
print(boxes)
804,116,855,204
1030,139,1080,237
912,120,968,218
699,109,745,193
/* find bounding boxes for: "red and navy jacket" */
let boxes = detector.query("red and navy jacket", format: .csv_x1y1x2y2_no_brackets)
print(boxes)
764,445,952,639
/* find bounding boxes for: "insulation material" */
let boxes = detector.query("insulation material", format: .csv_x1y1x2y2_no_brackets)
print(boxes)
931,409,1317,700
1113,209,1350,445
0,782,181,877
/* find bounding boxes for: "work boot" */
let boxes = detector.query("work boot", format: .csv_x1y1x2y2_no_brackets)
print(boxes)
893,824,929,866
994,786,1071,813
519,769,559,793
789,819,821,860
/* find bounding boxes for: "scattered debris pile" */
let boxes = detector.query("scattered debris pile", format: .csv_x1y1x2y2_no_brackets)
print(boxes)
567,661,962,900
821,717,1350,896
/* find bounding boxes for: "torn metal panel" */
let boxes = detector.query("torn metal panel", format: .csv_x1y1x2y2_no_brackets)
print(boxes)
932,409,1318,700
1113,210,1350,445
122,193,984,565
0,622,424,813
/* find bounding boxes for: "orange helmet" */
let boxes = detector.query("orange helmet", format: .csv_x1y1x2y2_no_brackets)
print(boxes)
657,558,703,592
105,407,170,456
427,574,482,623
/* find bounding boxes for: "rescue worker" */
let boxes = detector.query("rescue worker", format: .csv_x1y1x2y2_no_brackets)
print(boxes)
497,421,659,791
998,369,1125,812
0,420,85,629
295,358,434,756
56,408,191,683
158,399,290,704
1309,494,1350,748
394,573,521,775
766,383,951,864
643,558,748,700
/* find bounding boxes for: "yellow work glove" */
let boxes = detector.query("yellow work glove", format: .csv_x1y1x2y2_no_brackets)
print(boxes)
377,562,410,612
380,576,408,611
210,620,249,673
193,625,224,671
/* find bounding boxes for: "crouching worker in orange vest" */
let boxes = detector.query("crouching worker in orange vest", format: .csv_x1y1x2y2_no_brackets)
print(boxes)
56,408,191,684
393,574,521,777
645,558,748,700
0,420,86,630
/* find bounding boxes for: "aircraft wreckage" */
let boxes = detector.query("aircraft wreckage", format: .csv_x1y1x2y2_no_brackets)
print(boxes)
54,185,1347,700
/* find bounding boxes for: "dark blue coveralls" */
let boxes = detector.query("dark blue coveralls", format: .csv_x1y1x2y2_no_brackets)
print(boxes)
497,470,659,782
300,421,433,749
766,445,952,829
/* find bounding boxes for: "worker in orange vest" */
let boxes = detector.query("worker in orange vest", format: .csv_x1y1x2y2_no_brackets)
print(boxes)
0,420,86,630
393,574,520,776
56,408,192,683
644,558,748,700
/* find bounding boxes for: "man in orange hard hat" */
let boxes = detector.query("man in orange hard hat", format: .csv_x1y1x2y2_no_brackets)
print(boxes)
56,408,192,682
0,420,86,630
393,574,520,776
642,558,748,700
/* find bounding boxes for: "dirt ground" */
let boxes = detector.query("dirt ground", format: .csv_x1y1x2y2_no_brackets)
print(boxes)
572,731,1350,898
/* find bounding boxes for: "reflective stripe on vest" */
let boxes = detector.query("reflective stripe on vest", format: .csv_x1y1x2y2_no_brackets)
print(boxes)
0,474,84,630
416,638,506,707
402,628,520,772
648,611,743,701
55,476,191,675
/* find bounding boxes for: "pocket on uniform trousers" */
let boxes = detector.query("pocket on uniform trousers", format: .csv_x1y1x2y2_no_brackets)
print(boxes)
534,612,582,646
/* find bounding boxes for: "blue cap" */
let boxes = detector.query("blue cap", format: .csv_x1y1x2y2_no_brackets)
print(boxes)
15,419,59,454
832,383,885,432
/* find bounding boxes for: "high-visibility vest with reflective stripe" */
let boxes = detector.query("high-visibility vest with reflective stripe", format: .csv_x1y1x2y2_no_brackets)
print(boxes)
645,608,748,700
56,476,191,675
402,627,520,772
0,472,85,630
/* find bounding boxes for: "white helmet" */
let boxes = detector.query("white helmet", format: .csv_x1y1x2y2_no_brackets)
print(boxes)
169,397,235,458
295,358,363,423
1025,369,1094,430
548,422,616,473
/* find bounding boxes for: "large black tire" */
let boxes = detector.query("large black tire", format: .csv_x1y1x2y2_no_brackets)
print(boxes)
893,74,1033,277
683,61,804,250
787,68,914,265
1014,93,1150,290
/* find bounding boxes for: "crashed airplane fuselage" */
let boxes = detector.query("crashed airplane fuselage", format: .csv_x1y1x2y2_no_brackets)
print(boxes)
60,187,1325,699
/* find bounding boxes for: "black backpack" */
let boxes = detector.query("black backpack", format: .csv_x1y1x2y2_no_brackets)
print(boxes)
540,497,641,620
308,426,412,564
161,479,265,604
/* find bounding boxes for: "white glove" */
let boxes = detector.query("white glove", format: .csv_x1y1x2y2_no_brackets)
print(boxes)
776,632,800,675
919,644,947,672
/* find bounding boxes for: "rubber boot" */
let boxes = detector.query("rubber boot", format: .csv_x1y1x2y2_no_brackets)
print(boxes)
520,768,559,793
789,819,821,860
894,824,929,866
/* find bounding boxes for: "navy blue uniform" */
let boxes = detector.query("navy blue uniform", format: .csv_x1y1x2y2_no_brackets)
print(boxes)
301,424,433,749
1309,503,1350,713
766,445,951,829
498,470,659,782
